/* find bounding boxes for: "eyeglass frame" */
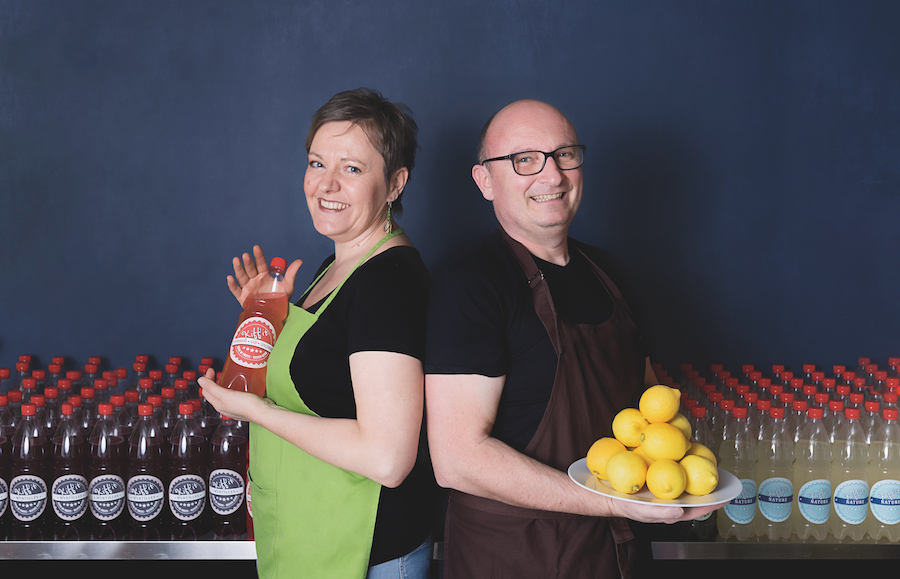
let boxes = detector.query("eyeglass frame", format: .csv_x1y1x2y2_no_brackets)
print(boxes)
479,144,587,176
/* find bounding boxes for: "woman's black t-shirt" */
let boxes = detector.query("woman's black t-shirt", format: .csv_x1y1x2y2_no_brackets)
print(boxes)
291,246,437,566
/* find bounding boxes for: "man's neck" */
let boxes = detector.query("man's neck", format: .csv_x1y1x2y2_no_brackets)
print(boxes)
503,227,570,266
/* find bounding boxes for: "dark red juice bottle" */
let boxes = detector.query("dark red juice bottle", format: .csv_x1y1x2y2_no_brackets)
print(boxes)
88,402,128,540
169,402,209,540
127,403,169,540
9,403,50,540
51,403,90,540
208,414,248,539
0,396,12,540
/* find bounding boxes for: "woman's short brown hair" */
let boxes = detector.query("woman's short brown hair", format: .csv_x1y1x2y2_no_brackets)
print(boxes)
306,88,418,217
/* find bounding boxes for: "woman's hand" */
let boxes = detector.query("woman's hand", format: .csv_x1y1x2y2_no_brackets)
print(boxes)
226,245,303,307
198,368,276,423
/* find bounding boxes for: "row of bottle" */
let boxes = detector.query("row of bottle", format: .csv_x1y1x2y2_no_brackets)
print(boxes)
0,397,248,542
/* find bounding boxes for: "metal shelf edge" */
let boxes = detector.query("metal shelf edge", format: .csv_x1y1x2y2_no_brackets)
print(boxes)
0,541,257,560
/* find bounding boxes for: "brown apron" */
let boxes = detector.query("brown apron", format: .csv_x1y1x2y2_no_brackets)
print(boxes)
444,229,647,579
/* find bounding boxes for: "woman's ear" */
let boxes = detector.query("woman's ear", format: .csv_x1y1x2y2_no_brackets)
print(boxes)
388,167,409,203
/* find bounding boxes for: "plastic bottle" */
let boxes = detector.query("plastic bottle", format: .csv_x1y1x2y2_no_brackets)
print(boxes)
220,257,289,397
88,402,128,540
127,403,169,540
718,406,758,540
208,414,248,539
831,407,869,541
9,403,50,540
792,406,832,542
43,387,62,435
862,400,884,444
51,403,89,540
755,406,794,540
159,387,178,440
169,402,209,539
867,408,900,542
0,394,14,539
788,400,808,444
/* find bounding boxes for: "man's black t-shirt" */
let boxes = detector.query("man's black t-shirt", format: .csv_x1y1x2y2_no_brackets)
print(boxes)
424,230,646,453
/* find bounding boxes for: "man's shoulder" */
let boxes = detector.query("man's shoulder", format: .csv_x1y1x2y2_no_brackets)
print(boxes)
433,229,522,286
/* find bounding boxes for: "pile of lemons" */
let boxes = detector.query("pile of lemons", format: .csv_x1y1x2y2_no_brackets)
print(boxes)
586,385,719,499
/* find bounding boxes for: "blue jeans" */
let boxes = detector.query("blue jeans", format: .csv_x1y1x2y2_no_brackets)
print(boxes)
365,534,433,579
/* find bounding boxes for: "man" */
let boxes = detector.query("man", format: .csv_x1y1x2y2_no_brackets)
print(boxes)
424,100,723,578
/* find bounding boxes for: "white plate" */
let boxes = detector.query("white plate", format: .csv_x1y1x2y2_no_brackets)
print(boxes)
568,458,742,507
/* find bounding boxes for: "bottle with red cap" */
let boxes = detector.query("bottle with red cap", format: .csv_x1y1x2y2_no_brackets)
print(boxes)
88,402,128,540
9,403,50,540
831,407,869,541
129,362,149,393
208,414,248,539
755,406,794,540
169,402,209,539
220,256,289,397
127,403,169,540
138,377,155,406
717,405,757,540
0,395,12,539
792,405,832,541
21,377,37,404
159,387,178,440
867,407,900,541
51,402,89,540
13,362,30,392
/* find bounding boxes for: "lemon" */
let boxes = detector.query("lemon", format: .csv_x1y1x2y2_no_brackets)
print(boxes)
668,413,692,440
605,450,647,494
646,459,687,500
639,422,690,461
639,385,682,423
586,437,626,481
680,455,719,496
632,445,654,467
612,408,648,447
685,441,718,466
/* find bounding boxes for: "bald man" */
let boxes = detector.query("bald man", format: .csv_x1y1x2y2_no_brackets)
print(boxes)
424,100,723,578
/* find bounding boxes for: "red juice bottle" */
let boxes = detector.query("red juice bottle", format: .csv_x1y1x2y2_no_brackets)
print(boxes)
51,403,90,540
0,395,12,540
127,403,169,540
10,403,50,540
208,415,248,539
220,257,288,397
88,402,128,540
169,402,209,539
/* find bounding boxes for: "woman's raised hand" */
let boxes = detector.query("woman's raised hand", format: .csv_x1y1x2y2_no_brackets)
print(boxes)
226,245,302,307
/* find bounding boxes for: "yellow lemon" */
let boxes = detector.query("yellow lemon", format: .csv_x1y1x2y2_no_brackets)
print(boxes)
668,413,692,441
646,459,687,500
605,450,647,494
639,385,682,423
612,408,648,447
680,455,719,496
632,445,654,467
639,422,690,461
585,437,627,481
685,441,718,466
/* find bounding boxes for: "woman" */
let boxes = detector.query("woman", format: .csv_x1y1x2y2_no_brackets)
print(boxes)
200,88,436,579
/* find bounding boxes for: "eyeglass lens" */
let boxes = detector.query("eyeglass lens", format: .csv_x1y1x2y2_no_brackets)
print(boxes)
512,146,583,176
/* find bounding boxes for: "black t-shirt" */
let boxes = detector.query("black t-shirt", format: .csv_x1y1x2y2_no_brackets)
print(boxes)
424,230,646,453
292,246,437,566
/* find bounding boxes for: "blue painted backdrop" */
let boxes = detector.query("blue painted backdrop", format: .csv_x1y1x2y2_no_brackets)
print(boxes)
2,0,899,381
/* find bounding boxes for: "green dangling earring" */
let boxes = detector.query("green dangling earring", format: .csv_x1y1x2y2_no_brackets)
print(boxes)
383,201,393,234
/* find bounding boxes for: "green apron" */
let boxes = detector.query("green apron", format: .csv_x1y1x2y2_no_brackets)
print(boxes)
249,229,403,579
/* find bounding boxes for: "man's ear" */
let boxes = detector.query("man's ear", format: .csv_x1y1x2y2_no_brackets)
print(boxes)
472,163,493,201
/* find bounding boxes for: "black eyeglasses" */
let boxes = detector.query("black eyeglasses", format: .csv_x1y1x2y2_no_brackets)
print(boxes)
480,145,586,176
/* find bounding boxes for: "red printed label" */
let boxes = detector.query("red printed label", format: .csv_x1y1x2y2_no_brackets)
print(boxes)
229,316,276,369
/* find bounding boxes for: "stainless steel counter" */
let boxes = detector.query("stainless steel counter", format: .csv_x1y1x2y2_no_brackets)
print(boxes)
0,540,257,560
652,540,900,559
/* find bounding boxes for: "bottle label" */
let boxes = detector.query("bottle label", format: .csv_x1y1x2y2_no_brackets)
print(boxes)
169,474,206,521
209,468,245,516
52,474,89,521
869,479,900,525
9,475,48,522
798,479,832,524
833,479,869,524
0,478,8,518
724,478,757,524
127,475,166,522
229,316,276,369
757,476,793,522
89,474,126,521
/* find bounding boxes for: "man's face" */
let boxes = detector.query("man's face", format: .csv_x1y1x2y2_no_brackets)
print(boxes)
472,101,583,243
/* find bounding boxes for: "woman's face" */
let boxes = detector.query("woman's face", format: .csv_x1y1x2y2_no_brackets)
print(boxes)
304,121,398,246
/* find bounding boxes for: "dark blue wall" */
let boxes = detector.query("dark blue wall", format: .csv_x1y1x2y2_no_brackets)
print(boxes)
2,0,899,379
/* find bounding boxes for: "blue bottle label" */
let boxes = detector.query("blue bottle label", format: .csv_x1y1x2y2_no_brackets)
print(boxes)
869,479,900,525
757,477,793,522
9,475,48,522
209,469,245,516
89,474,126,521
724,479,757,524
798,479,832,524
169,474,206,521
127,475,165,522
52,474,89,521
833,479,869,525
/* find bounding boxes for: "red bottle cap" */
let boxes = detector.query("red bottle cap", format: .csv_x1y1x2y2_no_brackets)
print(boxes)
32,370,46,380
135,355,149,364
133,362,147,372
808,407,824,420
175,379,188,391
16,362,29,372
110,395,125,407
85,364,98,373
148,395,162,408
7,391,21,402
161,387,175,399
732,406,748,418
865,400,880,412
757,399,772,411
125,390,140,402
44,387,59,399
22,378,36,390
98,403,114,416
138,403,154,416
179,402,194,416
691,406,707,418
0,395,6,406
720,399,735,411
793,400,808,412
190,399,201,412
150,370,163,380
140,378,154,390
770,406,785,419
166,364,179,373
21,403,36,416
884,409,898,421
81,387,95,399
57,378,72,390
94,379,108,390
0,368,9,379
116,368,128,379
61,403,74,416
270,257,287,271
830,400,844,411
69,395,82,407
